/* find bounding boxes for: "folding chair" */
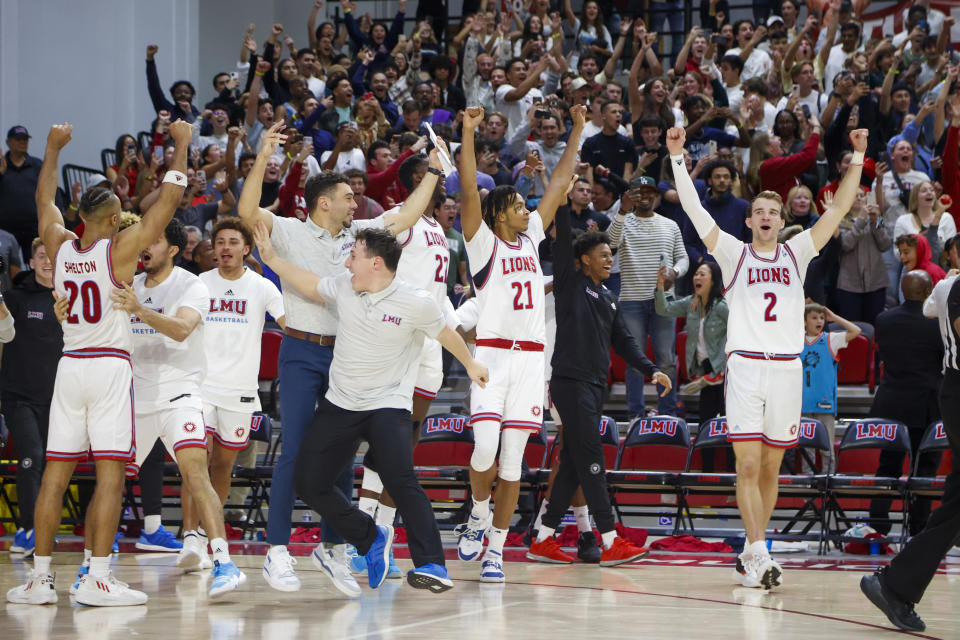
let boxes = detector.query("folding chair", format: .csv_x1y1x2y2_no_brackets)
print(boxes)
823,418,911,550
137,131,153,155
413,413,474,521
258,330,283,417
836,333,876,392
675,417,739,533
100,148,116,174
777,418,832,547
544,415,620,470
61,164,103,195
906,421,952,499
238,412,275,535
607,415,690,532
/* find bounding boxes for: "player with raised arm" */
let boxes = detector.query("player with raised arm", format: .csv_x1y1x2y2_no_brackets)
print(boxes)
7,120,191,606
455,103,587,583
667,124,869,589
237,122,450,594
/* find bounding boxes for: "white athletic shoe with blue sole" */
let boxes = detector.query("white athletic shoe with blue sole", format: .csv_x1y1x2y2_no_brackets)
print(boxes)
209,560,246,598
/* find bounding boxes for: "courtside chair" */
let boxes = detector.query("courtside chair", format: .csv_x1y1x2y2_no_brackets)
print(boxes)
906,421,952,499
776,418,833,551
675,416,738,534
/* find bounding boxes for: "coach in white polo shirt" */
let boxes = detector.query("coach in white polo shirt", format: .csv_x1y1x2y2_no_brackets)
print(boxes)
237,122,451,593
253,223,488,595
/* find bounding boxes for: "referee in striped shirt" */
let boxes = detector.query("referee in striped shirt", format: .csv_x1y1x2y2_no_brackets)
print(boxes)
607,175,688,418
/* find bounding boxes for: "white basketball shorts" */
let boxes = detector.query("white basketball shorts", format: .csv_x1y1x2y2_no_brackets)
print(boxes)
724,353,802,448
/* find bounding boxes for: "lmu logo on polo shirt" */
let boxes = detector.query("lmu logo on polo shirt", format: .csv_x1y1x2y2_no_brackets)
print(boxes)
381,314,401,326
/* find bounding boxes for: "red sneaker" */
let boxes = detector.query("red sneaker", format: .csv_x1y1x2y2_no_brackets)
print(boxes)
600,537,649,567
526,537,575,564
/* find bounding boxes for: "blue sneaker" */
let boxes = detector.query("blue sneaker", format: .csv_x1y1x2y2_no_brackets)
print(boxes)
345,544,367,574
21,529,35,556
209,560,246,598
9,528,25,553
113,531,122,553
386,547,402,579
364,525,394,589
480,550,505,583
70,563,89,595
407,563,454,593
135,525,182,552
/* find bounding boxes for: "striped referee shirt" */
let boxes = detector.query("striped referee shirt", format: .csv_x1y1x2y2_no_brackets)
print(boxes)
927,274,960,371
607,211,689,302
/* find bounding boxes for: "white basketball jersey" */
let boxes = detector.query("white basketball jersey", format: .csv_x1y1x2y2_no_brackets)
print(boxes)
396,215,450,308
201,268,285,411
715,231,817,356
54,237,132,354
130,267,209,412
464,212,546,342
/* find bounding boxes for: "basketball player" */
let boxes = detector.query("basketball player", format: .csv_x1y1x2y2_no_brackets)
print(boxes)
200,219,285,538
254,224,488,594
455,103,587,583
354,187,457,578
6,120,190,606
667,125,869,589
237,123,450,594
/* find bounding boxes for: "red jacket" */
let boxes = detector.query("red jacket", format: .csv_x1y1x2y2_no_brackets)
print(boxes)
943,125,960,230
365,148,415,209
278,161,308,221
759,133,819,203
911,233,945,286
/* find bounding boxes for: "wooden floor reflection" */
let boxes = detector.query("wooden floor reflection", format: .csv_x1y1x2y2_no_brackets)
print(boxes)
2,550,957,639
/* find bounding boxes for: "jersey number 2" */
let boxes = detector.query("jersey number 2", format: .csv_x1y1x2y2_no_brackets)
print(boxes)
763,292,777,322
63,281,102,324
512,281,533,310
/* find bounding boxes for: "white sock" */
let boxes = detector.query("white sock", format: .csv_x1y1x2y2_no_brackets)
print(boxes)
361,468,384,494
470,497,490,521
197,526,208,539
573,506,591,533
211,537,230,564
487,527,508,554
376,505,397,527
89,556,111,579
144,515,162,535
533,500,549,531
34,555,52,574
358,497,378,518
749,540,768,557
601,530,616,550
535,526,555,543
83,548,92,565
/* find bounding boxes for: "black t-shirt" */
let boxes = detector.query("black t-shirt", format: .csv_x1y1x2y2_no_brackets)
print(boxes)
0,272,63,404
581,132,639,178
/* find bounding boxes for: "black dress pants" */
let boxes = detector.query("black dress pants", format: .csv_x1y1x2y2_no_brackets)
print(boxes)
294,400,444,567
3,400,49,530
542,377,616,533
885,371,960,604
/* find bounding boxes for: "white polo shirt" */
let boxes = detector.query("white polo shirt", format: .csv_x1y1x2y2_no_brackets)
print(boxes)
269,214,384,335
317,272,446,412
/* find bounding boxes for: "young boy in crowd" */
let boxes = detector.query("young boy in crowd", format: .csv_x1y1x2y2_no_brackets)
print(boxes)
800,304,862,473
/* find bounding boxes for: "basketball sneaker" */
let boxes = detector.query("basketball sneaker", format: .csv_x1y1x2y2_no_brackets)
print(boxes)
733,554,762,588
386,547,402,579
599,538,649,567
577,531,602,563
363,525,394,589
135,525,182,552
312,544,362,597
74,572,147,606
262,545,301,592
6,569,57,604
70,563,89,595
176,532,205,572
9,528,34,555
209,560,246,598
407,563,454,593
344,544,367,574
455,513,488,561
480,550,505,583
526,537,574,564
754,554,783,590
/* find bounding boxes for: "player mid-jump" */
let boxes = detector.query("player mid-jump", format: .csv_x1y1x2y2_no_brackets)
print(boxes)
667,125,869,589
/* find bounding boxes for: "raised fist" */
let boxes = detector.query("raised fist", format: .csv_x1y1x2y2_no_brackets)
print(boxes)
666,127,686,156
849,128,868,153
146,44,159,60
47,123,73,150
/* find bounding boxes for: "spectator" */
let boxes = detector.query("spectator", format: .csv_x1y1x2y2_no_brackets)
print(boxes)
0,228,24,293
632,116,669,181
367,70,400,126
0,239,63,554
0,126,43,256
145,45,199,124
776,62,829,117
390,99,424,137
896,234,945,302
869,270,943,536
655,261,729,471
508,112,568,199
747,113,821,201
496,58,548,139
462,36,498,112
344,169,385,221
784,184,819,230
319,75,355,134
295,48,326,98
353,98,391,153
321,123,366,173
363,137,424,208
608,175,688,417
278,144,314,221
445,145,495,196
682,160,750,270
894,181,957,268
342,0,406,73
434,194,467,296
719,55,746,113
475,137,513,186
581,101,638,182
428,56,466,114
556,178,610,232
412,81,453,127
726,20,773,82
141,167,234,231
824,22,863,96
800,304,861,473
562,0,615,67
835,189,891,325
682,101,751,165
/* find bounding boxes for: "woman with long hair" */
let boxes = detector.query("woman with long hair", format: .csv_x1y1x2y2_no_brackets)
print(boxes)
655,261,730,472
106,134,143,191
785,184,819,229
745,117,820,201
835,188,891,324
563,0,613,67
353,98,391,152
894,180,957,266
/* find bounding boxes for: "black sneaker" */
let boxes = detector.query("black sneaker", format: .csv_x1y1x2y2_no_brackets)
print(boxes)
577,531,602,563
860,569,926,632
522,527,538,547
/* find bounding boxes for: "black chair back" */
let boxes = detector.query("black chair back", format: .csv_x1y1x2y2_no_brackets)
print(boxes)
837,418,912,472
618,415,691,470
101,148,117,174
419,413,474,444
913,421,950,475
249,412,272,444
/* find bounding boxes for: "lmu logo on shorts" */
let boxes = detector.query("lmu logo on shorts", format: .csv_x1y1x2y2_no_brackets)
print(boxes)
531,406,541,417
235,427,245,439
184,422,198,433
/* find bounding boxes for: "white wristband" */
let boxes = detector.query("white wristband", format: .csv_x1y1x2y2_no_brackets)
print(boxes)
162,170,188,187
852,151,865,165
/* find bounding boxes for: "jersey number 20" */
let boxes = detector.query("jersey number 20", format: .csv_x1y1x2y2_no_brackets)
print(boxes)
63,280,102,324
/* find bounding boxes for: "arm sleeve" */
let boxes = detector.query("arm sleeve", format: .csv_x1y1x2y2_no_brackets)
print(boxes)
671,223,689,277
508,122,533,159
145,59,174,113
551,206,574,288
386,11,405,49
669,154,719,238
611,310,658,376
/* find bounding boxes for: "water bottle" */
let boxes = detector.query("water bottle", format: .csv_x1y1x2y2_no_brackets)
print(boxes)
302,512,312,524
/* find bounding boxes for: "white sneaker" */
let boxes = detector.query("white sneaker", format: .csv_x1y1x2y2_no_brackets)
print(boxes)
262,545,301,592
755,554,783,589
312,544,362,598
480,550,505,583
6,570,57,604
176,533,210,573
733,554,762,588
455,512,489,562
74,572,147,606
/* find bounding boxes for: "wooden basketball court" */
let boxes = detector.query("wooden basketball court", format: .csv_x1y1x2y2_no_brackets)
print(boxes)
3,539,958,639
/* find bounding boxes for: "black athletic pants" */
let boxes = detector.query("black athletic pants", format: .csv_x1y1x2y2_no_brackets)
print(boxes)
885,371,960,604
139,440,167,517
542,377,616,533
294,400,444,567
3,399,49,530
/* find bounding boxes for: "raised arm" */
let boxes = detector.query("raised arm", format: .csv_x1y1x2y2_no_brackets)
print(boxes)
536,104,587,229
674,27,701,77
878,49,902,116
604,18,633,79
238,122,286,233
381,141,447,235
36,125,77,260
460,106,486,241
253,221,326,302
665,127,721,252
825,307,862,343
307,2,321,50
246,61,270,127
810,129,868,250
817,0,841,72
503,58,547,103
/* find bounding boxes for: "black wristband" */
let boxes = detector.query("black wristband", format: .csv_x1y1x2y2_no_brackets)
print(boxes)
426,167,443,176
